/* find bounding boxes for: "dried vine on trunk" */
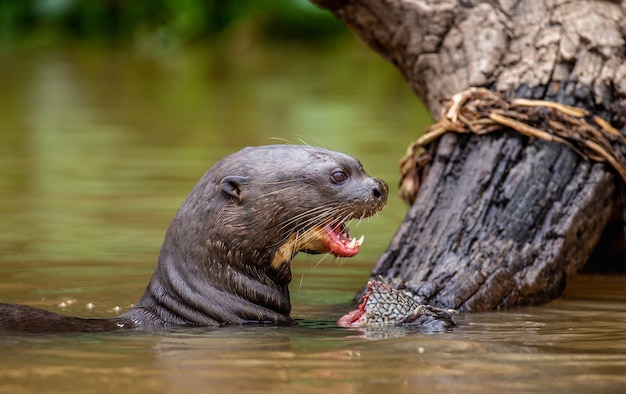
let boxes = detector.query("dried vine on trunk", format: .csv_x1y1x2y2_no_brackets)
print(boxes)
400,87,626,204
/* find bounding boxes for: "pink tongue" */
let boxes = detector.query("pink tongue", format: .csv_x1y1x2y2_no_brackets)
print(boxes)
322,225,360,257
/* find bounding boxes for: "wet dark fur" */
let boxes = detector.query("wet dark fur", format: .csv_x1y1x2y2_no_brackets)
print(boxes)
0,145,387,333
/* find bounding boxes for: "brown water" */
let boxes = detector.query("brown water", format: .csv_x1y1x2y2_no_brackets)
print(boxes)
1,41,625,393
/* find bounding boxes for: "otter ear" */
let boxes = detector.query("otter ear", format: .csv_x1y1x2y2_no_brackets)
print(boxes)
220,176,250,202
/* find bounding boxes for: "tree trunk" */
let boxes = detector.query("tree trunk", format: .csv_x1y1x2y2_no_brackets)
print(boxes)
312,0,626,311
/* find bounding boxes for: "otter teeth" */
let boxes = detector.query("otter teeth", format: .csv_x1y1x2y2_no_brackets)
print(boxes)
346,235,365,249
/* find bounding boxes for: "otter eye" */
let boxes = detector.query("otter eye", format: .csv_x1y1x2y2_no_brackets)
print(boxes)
331,170,348,184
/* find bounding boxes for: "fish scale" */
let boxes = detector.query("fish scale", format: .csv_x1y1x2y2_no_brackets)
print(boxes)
363,280,419,324
361,277,457,326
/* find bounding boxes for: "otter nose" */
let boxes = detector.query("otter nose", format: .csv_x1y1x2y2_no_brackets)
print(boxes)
372,178,388,202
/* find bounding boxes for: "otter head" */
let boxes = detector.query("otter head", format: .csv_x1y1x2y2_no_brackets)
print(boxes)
131,145,387,326
212,145,388,276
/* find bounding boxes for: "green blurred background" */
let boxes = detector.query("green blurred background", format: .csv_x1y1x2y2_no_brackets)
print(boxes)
0,0,346,48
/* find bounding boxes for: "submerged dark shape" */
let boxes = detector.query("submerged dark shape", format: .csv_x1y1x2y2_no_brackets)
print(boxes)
0,145,388,334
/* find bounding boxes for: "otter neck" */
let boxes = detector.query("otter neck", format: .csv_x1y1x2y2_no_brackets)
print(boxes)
124,243,294,327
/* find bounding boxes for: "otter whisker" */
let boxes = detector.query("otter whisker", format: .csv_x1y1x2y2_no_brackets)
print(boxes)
300,143,328,160
270,207,339,250
332,255,347,268
292,232,310,292
285,212,339,246
274,212,330,237
268,136,319,152
256,185,299,198
279,204,337,223
266,204,341,234
313,253,332,269
287,207,356,238
296,138,315,148
268,136,297,146
276,205,344,233
297,258,308,292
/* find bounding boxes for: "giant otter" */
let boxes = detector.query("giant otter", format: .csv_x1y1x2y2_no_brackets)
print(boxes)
0,145,388,333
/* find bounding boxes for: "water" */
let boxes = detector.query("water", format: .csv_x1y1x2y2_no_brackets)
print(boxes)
1,41,625,393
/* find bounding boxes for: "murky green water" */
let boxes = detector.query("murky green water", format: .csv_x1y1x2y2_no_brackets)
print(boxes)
1,41,625,393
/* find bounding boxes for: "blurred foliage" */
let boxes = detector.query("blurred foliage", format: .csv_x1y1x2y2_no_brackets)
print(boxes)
0,0,347,48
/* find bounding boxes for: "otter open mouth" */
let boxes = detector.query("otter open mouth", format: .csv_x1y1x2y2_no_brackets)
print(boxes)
271,220,366,269
319,221,364,258
292,220,365,258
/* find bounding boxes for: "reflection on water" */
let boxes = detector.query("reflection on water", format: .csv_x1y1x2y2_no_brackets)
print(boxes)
1,42,625,393
1,284,625,394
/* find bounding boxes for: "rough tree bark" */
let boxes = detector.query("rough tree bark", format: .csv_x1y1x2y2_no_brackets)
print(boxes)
312,0,626,311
